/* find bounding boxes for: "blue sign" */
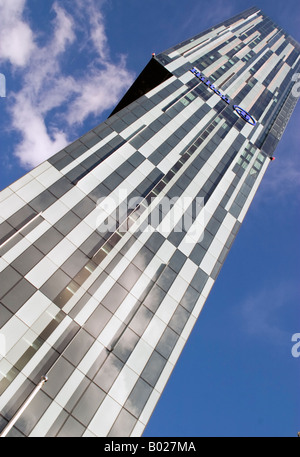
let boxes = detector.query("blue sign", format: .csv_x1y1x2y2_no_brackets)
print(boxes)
190,67,230,104
190,67,256,126
233,105,256,126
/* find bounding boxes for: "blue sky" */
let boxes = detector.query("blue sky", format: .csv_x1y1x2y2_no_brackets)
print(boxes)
0,0,299,437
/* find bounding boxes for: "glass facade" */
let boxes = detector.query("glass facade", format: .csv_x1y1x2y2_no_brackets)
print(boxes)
0,7,299,437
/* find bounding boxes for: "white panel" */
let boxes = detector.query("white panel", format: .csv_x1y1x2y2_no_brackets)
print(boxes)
82,429,97,437
66,220,94,246
268,63,290,92
0,257,9,273
31,304,61,337
130,420,145,437
241,122,257,137
9,173,33,193
250,124,264,144
189,31,232,63
115,293,138,322
222,212,237,231
168,50,180,58
139,141,156,158
126,339,153,375
77,340,105,375
16,179,46,203
238,159,270,222
201,277,215,298
29,161,52,178
0,193,25,220
87,395,122,437
84,207,110,232
16,292,52,327
181,314,197,341
76,173,100,195
2,237,31,264
207,236,224,259
178,258,198,282
215,222,231,244
97,315,123,347
109,365,139,406
24,220,51,244
6,328,39,367
25,256,58,288
90,161,114,182
74,296,101,326
42,200,70,225
169,336,186,365
168,275,189,301
155,294,178,325
97,264,128,298
145,75,176,99
47,238,77,267
130,273,153,300
142,315,166,349
22,341,53,377
178,234,196,257
0,317,28,355
55,369,85,408
0,372,27,410
200,250,217,275
46,316,72,347
156,239,176,263
108,256,131,282
35,166,63,188
60,132,117,174
155,361,174,394
59,186,86,210
29,402,63,437
192,294,206,319
139,389,161,425
0,187,13,204
120,122,146,140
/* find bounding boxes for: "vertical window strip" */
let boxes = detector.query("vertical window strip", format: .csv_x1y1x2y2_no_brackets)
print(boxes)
0,212,43,249
0,307,66,396
162,82,200,112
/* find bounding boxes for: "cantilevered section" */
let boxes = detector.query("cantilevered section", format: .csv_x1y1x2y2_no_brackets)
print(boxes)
110,57,173,116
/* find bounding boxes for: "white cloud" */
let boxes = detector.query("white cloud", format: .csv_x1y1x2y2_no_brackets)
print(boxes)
4,0,134,169
80,0,109,60
0,0,36,67
62,0,135,125
51,2,76,54
10,92,69,168
65,60,134,125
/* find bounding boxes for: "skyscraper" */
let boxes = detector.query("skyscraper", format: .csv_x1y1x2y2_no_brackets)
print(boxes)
0,6,299,437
